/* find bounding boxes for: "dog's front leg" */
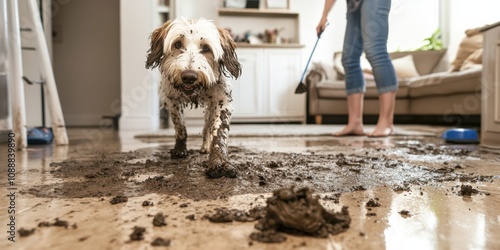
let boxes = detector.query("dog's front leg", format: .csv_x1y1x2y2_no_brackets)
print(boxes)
205,102,236,179
200,106,214,154
165,101,188,159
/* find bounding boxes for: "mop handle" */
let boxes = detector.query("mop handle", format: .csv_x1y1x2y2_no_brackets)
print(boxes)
299,23,329,82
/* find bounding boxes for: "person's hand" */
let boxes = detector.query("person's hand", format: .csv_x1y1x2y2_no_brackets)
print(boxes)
316,17,328,37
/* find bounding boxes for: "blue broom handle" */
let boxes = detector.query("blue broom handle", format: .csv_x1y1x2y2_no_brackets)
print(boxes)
300,37,321,82
299,24,328,82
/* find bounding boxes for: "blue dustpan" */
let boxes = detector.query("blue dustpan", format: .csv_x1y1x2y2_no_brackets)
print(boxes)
27,127,54,145
441,128,479,144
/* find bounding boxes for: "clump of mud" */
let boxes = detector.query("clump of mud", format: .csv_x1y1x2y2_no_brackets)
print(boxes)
152,212,167,227
205,207,265,223
399,210,412,218
129,226,146,241
142,200,154,206
365,198,381,207
151,237,171,246
251,187,351,242
110,195,128,204
18,228,35,237
458,185,479,196
38,218,76,229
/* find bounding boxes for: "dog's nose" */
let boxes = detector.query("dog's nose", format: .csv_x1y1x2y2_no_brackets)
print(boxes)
181,70,198,84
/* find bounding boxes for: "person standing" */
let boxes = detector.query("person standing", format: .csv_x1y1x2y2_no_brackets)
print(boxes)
317,0,397,137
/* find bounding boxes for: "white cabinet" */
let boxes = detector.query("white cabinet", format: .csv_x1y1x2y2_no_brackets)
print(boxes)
231,47,305,123
265,49,304,120
230,49,264,118
481,22,500,148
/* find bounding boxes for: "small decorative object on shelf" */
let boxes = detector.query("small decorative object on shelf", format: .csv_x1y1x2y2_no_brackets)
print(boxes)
225,0,246,9
266,0,288,9
245,0,260,9
157,0,169,6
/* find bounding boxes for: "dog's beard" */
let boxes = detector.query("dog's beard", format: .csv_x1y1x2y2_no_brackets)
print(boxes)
174,82,202,96
166,69,213,98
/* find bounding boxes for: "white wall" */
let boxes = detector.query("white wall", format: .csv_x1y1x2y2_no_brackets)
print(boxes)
447,0,500,62
388,0,440,52
119,0,160,130
52,0,120,126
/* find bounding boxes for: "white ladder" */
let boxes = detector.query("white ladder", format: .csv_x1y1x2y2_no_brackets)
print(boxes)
4,0,68,149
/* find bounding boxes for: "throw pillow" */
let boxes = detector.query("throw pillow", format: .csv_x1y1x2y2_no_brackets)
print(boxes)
364,54,420,79
449,28,483,72
391,54,420,79
333,52,372,80
333,52,345,80
460,48,483,71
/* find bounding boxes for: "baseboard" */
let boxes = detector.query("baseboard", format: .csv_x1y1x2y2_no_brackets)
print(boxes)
120,115,160,130
63,114,104,126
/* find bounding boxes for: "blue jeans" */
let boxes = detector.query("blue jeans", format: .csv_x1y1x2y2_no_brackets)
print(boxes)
342,0,398,95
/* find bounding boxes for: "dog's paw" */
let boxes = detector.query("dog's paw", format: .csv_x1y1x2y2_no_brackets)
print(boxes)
205,162,237,179
199,147,209,154
170,147,189,159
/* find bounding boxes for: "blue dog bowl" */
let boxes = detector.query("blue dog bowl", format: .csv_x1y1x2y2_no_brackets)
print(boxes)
441,128,479,144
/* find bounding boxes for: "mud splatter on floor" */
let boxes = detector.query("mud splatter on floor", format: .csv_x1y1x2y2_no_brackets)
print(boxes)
22,140,497,201
7,135,499,247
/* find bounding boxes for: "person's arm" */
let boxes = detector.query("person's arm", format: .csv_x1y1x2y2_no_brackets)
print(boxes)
316,0,336,36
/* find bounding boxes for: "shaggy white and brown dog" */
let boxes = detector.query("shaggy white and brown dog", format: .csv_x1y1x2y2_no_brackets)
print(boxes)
146,17,241,178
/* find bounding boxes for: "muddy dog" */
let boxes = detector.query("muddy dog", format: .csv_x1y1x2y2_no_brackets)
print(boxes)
145,17,241,178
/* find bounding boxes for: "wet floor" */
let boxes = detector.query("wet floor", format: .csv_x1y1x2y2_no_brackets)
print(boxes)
0,125,499,250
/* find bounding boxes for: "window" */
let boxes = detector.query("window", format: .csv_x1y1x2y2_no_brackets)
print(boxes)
387,0,440,52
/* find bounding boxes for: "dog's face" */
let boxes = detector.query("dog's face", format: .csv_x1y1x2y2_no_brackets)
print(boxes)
146,17,241,97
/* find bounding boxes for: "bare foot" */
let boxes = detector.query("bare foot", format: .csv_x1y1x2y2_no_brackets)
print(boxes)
368,125,394,137
333,124,365,136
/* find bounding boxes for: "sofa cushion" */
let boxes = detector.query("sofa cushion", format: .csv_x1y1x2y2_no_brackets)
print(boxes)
449,29,483,72
316,79,410,99
365,54,420,79
392,55,420,79
408,67,482,98
390,50,447,75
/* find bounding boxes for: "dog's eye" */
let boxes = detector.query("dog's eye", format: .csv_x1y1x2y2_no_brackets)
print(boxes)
174,41,182,49
201,44,211,53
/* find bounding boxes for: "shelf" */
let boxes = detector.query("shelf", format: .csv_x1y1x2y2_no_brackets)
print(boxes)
235,43,304,48
219,8,298,18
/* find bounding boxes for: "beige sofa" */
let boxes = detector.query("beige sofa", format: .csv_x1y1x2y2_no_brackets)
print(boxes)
306,49,483,124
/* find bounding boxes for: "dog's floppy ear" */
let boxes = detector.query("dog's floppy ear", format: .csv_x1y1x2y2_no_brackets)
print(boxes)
218,28,242,79
146,20,171,69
